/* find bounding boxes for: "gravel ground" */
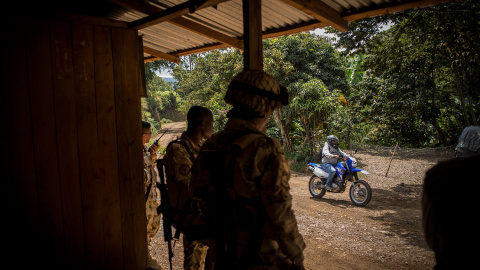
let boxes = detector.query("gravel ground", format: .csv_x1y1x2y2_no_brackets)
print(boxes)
148,123,455,269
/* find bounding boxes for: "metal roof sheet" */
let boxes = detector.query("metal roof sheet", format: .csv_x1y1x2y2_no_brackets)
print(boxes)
102,0,456,61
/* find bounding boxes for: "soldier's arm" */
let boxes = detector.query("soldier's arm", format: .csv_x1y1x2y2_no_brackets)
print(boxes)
189,146,211,201
170,144,193,187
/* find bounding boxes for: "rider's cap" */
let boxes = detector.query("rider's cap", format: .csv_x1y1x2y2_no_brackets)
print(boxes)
225,70,288,114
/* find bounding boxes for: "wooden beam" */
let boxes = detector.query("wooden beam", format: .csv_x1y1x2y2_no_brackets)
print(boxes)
243,0,263,71
128,0,229,30
280,0,348,31
143,46,180,64
342,0,458,21
173,16,244,50
112,26,148,270
109,0,243,50
49,19,86,267
138,36,147,97
92,24,124,269
262,20,328,39
174,42,230,57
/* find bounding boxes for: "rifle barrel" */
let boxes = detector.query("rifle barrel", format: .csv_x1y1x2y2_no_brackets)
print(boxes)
156,158,175,270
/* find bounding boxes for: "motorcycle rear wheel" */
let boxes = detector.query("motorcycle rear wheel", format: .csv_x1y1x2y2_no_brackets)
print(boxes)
309,175,326,198
349,180,372,207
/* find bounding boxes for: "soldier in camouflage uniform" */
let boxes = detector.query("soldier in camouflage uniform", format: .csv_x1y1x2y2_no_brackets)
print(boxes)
164,106,214,270
190,70,306,270
142,121,161,244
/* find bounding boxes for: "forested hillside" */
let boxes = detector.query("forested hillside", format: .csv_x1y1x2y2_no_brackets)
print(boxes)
142,0,479,158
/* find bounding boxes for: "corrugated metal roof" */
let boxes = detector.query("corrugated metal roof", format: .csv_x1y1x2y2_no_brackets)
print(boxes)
104,0,456,60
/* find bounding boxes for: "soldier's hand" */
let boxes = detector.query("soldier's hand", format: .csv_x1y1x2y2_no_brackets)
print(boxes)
149,143,159,153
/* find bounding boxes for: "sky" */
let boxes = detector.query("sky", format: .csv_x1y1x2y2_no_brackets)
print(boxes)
158,70,173,78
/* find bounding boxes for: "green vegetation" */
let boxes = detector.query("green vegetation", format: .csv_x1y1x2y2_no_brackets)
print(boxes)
142,0,479,167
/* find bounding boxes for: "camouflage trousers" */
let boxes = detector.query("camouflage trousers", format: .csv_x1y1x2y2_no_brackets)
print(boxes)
183,235,210,270
146,200,160,243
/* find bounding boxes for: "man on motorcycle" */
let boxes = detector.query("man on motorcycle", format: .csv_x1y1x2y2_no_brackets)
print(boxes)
321,135,349,191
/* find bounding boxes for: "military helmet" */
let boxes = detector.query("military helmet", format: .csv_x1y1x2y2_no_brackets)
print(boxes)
327,135,339,149
224,70,288,115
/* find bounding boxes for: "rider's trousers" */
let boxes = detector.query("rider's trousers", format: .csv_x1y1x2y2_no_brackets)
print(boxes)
321,163,336,185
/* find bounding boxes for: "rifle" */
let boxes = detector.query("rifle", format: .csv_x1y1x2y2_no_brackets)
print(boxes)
156,159,174,270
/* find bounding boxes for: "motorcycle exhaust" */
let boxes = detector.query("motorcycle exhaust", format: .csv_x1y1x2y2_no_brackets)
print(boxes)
308,165,329,178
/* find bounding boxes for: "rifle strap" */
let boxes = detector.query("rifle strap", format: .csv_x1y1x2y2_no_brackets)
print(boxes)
166,139,196,163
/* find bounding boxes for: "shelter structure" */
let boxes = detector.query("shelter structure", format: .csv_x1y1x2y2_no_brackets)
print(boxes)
1,0,456,269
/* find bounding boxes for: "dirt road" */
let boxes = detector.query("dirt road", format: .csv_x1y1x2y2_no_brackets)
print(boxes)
154,122,187,153
148,122,454,269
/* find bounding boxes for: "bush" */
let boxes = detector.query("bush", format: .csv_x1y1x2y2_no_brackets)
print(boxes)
161,118,174,125
285,146,319,172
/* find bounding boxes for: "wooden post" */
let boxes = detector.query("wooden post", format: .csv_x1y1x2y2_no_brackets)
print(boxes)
138,35,147,98
385,142,399,177
243,0,262,71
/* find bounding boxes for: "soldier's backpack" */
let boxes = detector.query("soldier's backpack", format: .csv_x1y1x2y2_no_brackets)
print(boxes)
194,130,270,267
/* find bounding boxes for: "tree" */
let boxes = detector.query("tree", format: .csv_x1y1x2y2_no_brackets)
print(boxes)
264,32,348,150
290,79,341,155
329,0,480,146
345,54,365,85
143,63,182,131
171,49,243,131
159,33,347,150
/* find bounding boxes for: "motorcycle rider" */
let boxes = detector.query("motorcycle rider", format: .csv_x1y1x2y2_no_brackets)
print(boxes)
321,135,348,191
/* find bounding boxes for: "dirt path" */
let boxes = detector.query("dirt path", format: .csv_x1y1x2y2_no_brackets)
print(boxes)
148,124,454,269
154,122,187,153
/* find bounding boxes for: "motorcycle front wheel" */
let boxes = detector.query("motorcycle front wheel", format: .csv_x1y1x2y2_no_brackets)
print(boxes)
309,175,326,198
349,180,372,207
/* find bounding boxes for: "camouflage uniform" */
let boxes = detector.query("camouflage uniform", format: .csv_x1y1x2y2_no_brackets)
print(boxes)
183,70,306,269
190,70,305,270
143,145,161,243
164,132,209,270
190,118,306,270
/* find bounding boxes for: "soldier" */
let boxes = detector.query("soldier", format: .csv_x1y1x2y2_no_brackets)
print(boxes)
190,70,306,270
142,121,161,244
163,106,214,270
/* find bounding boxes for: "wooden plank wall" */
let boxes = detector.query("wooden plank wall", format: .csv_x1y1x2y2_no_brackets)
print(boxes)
1,17,147,270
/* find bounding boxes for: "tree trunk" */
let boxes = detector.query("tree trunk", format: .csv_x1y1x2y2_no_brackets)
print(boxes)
462,68,478,125
272,109,293,151
455,71,470,126
301,119,311,155
429,74,447,146
428,118,448,146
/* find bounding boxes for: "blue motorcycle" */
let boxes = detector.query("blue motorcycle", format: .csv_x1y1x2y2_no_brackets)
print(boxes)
307,152,372,207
